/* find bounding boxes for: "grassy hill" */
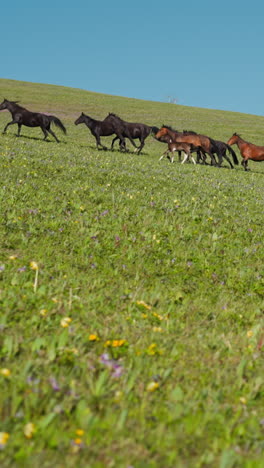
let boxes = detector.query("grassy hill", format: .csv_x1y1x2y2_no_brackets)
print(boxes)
0,78,263,468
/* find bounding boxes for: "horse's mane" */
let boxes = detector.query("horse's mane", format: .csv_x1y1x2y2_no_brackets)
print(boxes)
107,112,123,122
162,124,179,132
183,129,197,135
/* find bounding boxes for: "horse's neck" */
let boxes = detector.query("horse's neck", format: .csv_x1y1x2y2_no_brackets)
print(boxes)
8,102,25,113
167,129,178,138
84,115,96,126
236,137,247,149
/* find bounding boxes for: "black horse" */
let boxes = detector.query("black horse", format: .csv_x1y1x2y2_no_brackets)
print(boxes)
0,99,66,142
74,112,137,151
107,113,159,154
210,138,239,169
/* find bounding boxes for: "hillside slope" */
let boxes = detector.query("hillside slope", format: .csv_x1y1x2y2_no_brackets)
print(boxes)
0,79,263,468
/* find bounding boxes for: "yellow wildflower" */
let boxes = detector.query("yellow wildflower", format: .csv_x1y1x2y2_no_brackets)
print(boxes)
9,255,17,260
136,300,151,310
239,397,247,405
147,343,157,355
39,309,48,317
60,317,72,328
24,422,36,439
153,327,163,333
0,432,9,446
104,339,126,348
114,390,123,402
89,334,100,342
112,339,126,347
247,330,253,338
0,368,11,378
152,312,163,321
75,429,84,436
30,261,38,270
146,381,160,392
74,438,82,445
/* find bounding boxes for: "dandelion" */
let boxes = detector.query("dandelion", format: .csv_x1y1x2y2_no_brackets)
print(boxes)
153,327,163,333
0,368,11,378
89,334,100,342
74,438,82,445
152,312,164,321
0,432,9,448
60,317,72,328
147,343,158,355
239,397,247,405
30,261,38,271
24,422,36,439
76,429,84,437
104,339,126,348
247,330,253,338
39,309,48,317
136,300,151,310
146,381,160,392
30,261,39,293
9,255,17,260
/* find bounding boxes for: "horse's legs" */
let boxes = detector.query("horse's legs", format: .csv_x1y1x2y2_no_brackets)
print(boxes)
178,150,182,162
181,152,188,164
17,124,22,137
3,120,19,134
242,159,249,171
111,136,119,150
134,137,145,154
95,133,107,151
208,151,218,166
222,150,234,169
48,128,60,143
191,154,196,165
159,149,167,161
41,127,49,141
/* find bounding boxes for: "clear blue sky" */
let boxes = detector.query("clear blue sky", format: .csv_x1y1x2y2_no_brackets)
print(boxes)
2,0,264,116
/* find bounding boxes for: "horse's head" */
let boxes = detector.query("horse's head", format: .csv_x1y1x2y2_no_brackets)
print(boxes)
75,113,85,125
227,133,239,146
155,126,168,140
0,99,9,111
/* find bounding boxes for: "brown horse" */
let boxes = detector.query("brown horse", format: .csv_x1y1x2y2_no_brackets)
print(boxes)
227,133,264,171
155,126,218,166
159,141,196,164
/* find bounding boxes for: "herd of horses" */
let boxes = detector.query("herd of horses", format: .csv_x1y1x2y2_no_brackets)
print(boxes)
0,98,264,171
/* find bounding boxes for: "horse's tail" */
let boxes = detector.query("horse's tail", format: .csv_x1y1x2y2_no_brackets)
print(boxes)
226,144,238,165
49,116,67,134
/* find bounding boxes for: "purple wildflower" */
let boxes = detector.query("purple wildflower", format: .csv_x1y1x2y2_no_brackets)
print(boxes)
99,353,124,378
49,377,60,392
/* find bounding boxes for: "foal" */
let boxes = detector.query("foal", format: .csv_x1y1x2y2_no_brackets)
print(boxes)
159,141,196,164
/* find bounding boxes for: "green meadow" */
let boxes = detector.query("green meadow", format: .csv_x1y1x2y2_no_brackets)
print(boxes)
0,78,263,468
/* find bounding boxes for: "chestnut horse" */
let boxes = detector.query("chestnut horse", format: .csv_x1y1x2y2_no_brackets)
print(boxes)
155,126,218,166
227,133,264,171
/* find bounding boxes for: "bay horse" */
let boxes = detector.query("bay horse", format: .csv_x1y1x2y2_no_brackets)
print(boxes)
0,99,66,142
75,112,136,151
155,126,218,166
227,133,264,171
107,113,159,154
159,141,196,164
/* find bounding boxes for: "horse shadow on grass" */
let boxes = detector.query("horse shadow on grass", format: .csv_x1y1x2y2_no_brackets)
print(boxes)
1,133,68,144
